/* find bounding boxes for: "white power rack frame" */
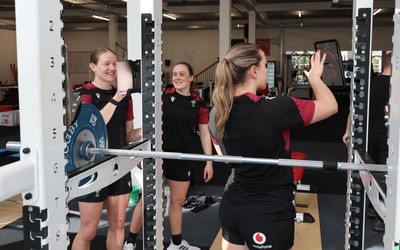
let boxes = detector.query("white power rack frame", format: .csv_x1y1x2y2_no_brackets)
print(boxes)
346,0,400,249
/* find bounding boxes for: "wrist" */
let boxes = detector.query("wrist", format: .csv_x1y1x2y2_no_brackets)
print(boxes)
308,75,322,84
117,90,127,97
113,93,124,101
109,98,119,106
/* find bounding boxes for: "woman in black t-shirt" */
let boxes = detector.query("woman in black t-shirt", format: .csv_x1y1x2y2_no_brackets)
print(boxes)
72,47,141,250
212,43,338,250
124,62,214,250
163,62,213,250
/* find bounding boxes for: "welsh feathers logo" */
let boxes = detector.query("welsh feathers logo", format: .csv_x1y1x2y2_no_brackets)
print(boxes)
253,232,266,245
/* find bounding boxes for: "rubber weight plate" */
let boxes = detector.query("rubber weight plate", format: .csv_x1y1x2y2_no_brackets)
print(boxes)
65,103,108,172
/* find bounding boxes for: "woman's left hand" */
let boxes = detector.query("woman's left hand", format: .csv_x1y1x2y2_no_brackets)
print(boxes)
203,162,214,183
304,50,326,82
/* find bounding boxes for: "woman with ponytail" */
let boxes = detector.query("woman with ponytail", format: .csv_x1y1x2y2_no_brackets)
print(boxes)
212,43,338,250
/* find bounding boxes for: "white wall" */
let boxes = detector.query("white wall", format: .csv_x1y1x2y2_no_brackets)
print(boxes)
0,25,394,85
162,29,219,74
284,26,393,51
63,31,128,85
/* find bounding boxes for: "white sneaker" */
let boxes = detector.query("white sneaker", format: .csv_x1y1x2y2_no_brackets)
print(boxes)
167,239,200,250
122,241,136,250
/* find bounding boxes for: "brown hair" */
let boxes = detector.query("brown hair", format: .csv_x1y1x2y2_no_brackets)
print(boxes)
212,43,262,139
89,47,117,81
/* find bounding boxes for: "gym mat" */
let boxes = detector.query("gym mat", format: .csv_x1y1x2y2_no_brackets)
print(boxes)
293,192,322,250
209,229,222,250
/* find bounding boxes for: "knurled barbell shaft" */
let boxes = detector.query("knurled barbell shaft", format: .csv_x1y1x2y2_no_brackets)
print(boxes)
88,148,387,172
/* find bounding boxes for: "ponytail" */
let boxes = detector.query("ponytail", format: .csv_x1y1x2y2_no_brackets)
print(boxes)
213,59,235,139
212,43,261,139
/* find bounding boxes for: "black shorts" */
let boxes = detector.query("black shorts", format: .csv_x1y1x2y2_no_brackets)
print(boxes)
78,173,132,202
162,159,194,182
219,198,294,250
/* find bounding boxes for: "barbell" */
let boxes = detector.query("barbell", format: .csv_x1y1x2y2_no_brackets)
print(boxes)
87,147,387,172
6,103,387,173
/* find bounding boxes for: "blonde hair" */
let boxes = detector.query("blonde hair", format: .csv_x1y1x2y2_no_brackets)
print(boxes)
212,43,262,139
89,47,116,81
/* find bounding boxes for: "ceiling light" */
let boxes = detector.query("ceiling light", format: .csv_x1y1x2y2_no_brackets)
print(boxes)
122,0,127,2
298,11,302,18
163,14,176,20
373,8,382,15
77,27,95,31
92,15,109,21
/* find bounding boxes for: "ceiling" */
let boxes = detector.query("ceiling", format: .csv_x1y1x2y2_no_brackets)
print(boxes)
0,0,395,31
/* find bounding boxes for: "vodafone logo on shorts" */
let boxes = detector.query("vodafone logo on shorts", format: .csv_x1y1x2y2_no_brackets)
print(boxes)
252,232,272,249
253,232,266,244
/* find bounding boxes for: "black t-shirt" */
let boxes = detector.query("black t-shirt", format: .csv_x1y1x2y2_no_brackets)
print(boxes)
223,92,315,219
77,82,134,149
369,75,390,138
162,87,208,152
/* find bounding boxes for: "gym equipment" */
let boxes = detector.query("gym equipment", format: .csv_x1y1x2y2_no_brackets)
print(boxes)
345,1,374,249
64,103,108,172
87,147,387,172
9,136,389,173
7,118,385,173
62,44,80,127
1,0,399,249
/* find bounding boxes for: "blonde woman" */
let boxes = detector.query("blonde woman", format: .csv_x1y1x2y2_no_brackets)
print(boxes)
212,43,337,250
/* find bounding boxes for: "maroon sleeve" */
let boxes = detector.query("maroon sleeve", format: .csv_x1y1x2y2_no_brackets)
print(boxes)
192,92,209,124
289,97,315,127
81,94,92,104
198,107,209,124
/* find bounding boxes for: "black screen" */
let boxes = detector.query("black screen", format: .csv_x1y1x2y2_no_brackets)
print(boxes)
314,39,346,88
